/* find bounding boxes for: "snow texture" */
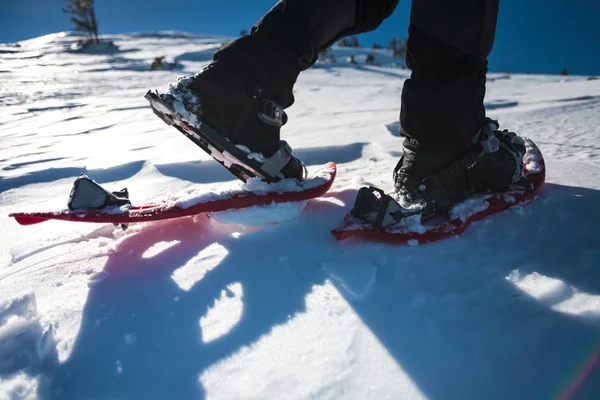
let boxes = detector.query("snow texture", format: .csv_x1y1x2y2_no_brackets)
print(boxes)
1,31,600,400
210,201,308,227
449,195,492,223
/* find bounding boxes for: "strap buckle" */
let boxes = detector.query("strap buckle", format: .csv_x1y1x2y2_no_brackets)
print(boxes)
257,99,286,127
479,120,500,153
351,186,421,228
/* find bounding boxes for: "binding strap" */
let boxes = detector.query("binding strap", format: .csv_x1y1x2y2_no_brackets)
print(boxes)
421,119,500,191
257,98,287,127
260,140,293,177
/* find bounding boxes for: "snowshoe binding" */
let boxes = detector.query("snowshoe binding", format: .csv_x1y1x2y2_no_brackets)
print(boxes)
350,119,530,229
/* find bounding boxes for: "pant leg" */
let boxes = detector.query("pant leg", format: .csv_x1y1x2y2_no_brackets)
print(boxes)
399,0,499,174
252,0,400,70
410,0,498,59
213,0,399,108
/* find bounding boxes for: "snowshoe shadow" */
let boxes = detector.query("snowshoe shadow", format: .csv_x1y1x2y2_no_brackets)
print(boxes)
330,182,600,399
38,197,348,399
474,182,600,297
37,182,600,399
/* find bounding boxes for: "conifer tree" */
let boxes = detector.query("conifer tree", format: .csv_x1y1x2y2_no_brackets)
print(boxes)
388,37,407,57
62,0,100,43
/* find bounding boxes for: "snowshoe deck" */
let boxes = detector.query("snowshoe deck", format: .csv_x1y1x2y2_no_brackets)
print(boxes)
9,163,336,226
331,139,545,244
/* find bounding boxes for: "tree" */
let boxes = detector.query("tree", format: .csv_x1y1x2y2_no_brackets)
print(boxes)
62,0,100,43
388,37,407,58
150,56,182,71
338,37,351,47
240,29,248,37
318,48,336,64
338,36,361,48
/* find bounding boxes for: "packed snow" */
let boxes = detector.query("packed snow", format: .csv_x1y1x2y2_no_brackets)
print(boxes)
1,31,600,399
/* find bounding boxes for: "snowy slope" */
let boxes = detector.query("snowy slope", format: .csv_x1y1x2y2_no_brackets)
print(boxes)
1,32,600,399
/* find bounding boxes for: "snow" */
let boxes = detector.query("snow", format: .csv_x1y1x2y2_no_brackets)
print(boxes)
0,294,57,378
210,201,308,227
1,31,600,399
167,75,201,127
449,195,492,223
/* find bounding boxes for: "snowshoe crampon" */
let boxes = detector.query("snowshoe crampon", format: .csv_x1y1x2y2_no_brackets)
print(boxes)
331,139,545,244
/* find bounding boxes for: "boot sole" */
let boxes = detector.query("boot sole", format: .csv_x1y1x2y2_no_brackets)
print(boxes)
146,90,284,183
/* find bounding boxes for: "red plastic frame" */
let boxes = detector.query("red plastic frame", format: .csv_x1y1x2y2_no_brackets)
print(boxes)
10,163,336,226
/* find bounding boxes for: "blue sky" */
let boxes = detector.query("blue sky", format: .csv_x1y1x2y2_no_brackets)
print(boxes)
1,0,598,75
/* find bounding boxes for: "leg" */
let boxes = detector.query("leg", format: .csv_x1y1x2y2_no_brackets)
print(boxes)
395,0,526,213
252,0,400,70
213,0,400,108
399,0,499,174
165,0,399,181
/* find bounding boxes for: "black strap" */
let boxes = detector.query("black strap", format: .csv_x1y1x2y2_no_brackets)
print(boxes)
256,98,286,126
421,144,481,190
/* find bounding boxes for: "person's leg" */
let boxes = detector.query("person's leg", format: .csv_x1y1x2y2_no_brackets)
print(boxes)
395,0,526,212
251,0,400,71
207,0,399,113
399,0,498,176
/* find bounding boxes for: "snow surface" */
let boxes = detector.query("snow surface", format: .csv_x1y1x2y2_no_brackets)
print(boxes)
1,31,600,399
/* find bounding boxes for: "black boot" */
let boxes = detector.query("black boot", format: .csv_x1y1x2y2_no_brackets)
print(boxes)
163,33,306,181
392,26,527,215
394,118,527,216
399,26,490,177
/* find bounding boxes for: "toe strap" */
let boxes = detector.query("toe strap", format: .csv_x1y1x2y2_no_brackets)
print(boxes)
260,140,293,178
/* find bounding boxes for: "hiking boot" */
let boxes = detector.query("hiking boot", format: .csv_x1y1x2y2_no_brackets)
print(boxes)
161,34,306,181
393,118,527,216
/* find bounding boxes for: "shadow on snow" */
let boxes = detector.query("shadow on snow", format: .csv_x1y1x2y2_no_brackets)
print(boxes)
155,142,367,185
0,161,146,194
1,143,366,193
37,181,600,399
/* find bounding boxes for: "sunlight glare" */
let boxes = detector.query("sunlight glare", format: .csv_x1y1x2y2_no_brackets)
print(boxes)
199,282,243,343
171,243,228,291
141,240,180,259
506,270,600,319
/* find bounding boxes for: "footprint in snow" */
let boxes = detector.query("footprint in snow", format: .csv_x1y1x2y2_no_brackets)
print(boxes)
322,261,377,300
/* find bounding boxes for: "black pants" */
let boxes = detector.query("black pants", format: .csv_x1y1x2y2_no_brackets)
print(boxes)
250,0,499,161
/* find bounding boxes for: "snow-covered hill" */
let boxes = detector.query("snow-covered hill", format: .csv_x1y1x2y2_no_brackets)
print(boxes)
1,32,599,399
